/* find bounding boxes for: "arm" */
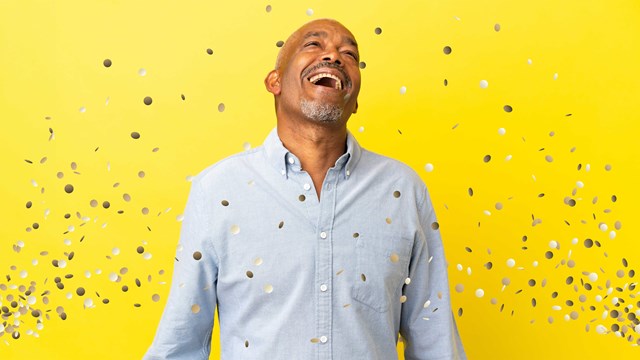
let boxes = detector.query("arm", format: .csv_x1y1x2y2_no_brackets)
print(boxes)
399,186,466,360
143,177,219,360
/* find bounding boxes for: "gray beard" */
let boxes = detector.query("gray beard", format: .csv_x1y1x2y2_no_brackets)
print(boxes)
300,99,343,123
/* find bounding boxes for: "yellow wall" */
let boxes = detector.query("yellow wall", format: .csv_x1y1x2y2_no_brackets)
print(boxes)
1,0,639,358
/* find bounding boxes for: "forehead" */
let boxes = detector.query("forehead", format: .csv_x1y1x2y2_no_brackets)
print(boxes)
293,20,358,47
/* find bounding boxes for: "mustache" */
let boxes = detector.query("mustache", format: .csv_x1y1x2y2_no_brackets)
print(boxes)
301,62,352,88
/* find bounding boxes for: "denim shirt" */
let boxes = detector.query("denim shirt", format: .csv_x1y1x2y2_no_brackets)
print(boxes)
143,128,466,360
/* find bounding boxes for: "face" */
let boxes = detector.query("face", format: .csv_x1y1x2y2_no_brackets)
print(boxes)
265,20,361,125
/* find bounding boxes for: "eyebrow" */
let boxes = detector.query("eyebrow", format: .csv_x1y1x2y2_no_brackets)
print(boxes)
302,31,358,48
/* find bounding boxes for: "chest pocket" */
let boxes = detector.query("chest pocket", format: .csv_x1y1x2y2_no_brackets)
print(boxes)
351,232,412,313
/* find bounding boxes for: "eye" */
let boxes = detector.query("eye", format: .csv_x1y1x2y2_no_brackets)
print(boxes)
304,41,320,47
344,51,359,61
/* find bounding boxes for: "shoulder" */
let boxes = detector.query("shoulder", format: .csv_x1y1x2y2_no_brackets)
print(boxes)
191,146,265,189
359,148,426,189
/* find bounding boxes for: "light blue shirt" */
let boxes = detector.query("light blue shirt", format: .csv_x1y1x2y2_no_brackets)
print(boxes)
144,128,466,360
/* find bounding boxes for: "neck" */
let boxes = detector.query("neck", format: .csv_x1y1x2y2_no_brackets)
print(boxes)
277,119,347,198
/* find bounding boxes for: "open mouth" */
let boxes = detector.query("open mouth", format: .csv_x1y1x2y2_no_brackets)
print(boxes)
308,73,343,90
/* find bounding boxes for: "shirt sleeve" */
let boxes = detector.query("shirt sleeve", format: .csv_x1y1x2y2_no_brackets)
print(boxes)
143,177,219,360
399,186,466,360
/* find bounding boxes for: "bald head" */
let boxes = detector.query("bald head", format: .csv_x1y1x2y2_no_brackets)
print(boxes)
264,18,361,127
275,19,357,70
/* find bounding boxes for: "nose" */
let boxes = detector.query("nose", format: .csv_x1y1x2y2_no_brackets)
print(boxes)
322,47,342,65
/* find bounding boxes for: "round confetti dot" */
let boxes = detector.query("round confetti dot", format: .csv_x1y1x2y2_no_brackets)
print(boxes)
138,171,145,178
503,105,512,112
84,298,93,308
112,247,120,256
390,253,399,263
265,5,272,12
136,246,144,254
246,271,254,279
76,287,85,296
298,195,306,202
138,68,147,76
494,23,501,32
143,96,152,105
64,184,74,194
230,225,240,235
495,202,503,210
506,259,516,268
102,201,110,209
221,200,229,206
191,304,201,313
589,272,598,282
374,27,382,35
193,251,202,261
584,239,594,248
479,80,489,88
263,284,274,293
253,257,263,266
424,163,434,172
393,190,401,198
385,217,392,224
206,48,213,55
400,86,407,94
103,59,112,67
278,221,284,229
443,46,452,55
359,61,366,69
475,289,485,298
400,295,407,303
131,132,140,139
276,40,284,48
152,294,160,302
360,274,367,282
218,103,225,112
483,155,492,163
498,128,506,135
455,284,464,293
306,8,313,16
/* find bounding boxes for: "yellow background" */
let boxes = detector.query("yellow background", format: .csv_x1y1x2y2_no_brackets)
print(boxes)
1,0,639,358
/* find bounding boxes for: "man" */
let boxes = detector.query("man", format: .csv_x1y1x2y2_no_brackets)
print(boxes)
144,19,466,360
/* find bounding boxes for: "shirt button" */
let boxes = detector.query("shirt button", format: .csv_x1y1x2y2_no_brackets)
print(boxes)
320,336,328,343
346,169,351,176
325,183,332,190
303,183,311,191
320,284,328,292
288,157,295,164
320,231,327,239
280,169,286,176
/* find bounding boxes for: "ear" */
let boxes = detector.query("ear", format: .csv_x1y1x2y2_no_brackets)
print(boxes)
264,70,281,95
352,101,358,114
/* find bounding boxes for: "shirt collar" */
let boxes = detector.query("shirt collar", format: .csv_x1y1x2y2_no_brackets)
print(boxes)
263,127,362,180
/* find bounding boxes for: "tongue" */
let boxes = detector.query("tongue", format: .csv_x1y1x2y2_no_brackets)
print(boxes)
315,77,336,88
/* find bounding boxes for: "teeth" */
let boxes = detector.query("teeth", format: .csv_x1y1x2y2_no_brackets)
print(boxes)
309,73,342,90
